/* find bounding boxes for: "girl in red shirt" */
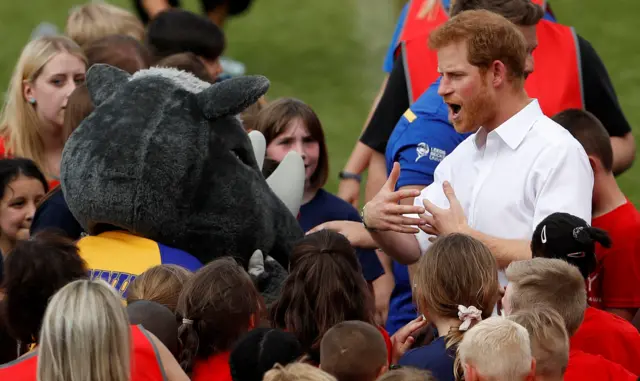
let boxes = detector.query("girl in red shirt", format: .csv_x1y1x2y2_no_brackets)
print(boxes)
176,257,263,381
0,36,87,188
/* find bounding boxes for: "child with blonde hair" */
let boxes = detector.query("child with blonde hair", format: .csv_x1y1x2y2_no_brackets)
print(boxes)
65,2,145,47
263,363,337,381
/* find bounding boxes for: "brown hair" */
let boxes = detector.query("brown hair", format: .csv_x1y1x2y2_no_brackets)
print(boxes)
429,9,528,83
66,2,145,47
156,52,214,83
84,35,152,75
241,96,268,132
377,368,436,381
264,362,337,381
320,321,388,381
507,308,570,378
62,84,94,141
413,233,500,379
552,109,613,172
505,258,586,335
176,257,262,376
450,0,544,26
252,98,329,191
126,264,192,312
269,230,376,365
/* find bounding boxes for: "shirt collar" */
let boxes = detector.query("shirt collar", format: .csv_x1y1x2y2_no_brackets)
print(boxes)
473,99,542,150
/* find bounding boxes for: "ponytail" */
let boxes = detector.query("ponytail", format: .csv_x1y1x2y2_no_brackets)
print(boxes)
177,318,199,377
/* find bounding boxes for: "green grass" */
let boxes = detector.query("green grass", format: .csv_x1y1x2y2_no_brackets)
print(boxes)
1,0,639,206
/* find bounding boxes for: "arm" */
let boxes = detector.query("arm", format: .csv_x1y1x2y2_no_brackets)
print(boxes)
461,228,531,269
578,35,635,174
148,332,190,381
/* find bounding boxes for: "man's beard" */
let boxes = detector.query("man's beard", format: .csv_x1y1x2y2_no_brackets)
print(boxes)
452,80,494,133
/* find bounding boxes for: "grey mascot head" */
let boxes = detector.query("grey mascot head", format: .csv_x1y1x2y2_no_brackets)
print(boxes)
60,64,305,301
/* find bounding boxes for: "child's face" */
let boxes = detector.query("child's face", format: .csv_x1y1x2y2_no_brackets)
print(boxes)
266,118,320,185
0,175,46,242
23,52,86,129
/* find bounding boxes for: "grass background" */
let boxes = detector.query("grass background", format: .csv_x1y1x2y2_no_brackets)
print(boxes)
1,0,639,205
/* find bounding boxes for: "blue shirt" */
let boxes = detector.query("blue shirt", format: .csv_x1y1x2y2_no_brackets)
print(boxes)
298,189,385,282
384,78,470,334
399,337,456,381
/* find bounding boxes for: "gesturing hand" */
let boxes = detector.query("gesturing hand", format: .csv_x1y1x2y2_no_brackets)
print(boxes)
390,315,429,364
362,162,427,234
419,181,469,238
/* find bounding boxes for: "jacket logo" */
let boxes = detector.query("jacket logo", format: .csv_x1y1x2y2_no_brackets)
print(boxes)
416,142,446,163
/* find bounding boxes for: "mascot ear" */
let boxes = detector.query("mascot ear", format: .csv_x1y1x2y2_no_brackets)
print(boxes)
86,64,131,106
197,75,270,120
265,151,305,217
248,130,266,171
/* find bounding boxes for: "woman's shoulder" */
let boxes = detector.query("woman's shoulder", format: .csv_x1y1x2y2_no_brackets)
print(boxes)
398,337,455,369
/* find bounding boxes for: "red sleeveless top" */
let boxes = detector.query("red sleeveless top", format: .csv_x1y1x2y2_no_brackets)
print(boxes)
0,325,165,381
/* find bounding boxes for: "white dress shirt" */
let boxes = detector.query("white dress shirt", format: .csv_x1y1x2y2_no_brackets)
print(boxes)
413,100,593,284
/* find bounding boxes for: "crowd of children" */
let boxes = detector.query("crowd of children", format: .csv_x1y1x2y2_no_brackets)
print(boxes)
0,1,638,381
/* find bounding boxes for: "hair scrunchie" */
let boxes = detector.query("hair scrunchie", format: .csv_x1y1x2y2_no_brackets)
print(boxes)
457,305,482,331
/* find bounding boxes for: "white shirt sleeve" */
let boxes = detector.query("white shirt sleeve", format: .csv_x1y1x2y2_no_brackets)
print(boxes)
412,158,453,255
532,141,594,229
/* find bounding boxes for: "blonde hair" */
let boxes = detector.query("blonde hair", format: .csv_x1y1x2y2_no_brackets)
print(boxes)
65,2,145,47
264,363,337,381
413,233,500,379
0,36,87,173
505,258,586,335
37,279,131,381
507,308,570,378
127,264,192,312
377,368,436,381
458,317,532,381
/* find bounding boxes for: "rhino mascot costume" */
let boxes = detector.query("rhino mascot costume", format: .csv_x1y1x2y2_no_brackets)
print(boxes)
60,64,305,303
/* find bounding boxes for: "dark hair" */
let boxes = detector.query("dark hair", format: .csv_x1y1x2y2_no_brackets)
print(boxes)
156,52,214,82
85,34,152,74
450,0,545,26
63,84,94,141
146,9,226,61
252,98,329,191
269,230,376,364
229,328,303,381
176,257,262,377
1,231,87,345
531,212,611,279
0,158,48,200
552,109,614,172
127,300,179,357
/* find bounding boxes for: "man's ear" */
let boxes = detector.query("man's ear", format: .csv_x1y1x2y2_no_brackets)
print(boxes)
490,60,508,89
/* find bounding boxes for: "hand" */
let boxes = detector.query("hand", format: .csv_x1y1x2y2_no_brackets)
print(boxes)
390,315,429,364
419,181,469,239
362,162,427,233
337,178,361,209
307,220,377,249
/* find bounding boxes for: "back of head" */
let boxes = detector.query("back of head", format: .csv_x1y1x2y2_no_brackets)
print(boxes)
127,264,192,312
177,257,262,376
269,230,375,364
552,109,614,172
146,9,226,61
458,317,533,381
127,300,179,357
156,52,214,82
505,258,586,335
2,231,87,343
531,212,611,279
37,279,131,381
320,321,388,381
84,35,152,75
429,9,528,84
508,308,570,379
65,2,144,47
449,0,544,26
230,328,303,381
413,234,499,356
63,83,94,141
377,368,436,381
264,363,337,381
0,36,86,170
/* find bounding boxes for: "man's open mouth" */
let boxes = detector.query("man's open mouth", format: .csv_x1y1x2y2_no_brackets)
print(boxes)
447,103,462,120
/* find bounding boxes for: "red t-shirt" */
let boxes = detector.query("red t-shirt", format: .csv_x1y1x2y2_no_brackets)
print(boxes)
587,200,640,309
571,307,640,375
0,136,59,190
0,325,164,380
192,351,232,381
564,349,636,381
